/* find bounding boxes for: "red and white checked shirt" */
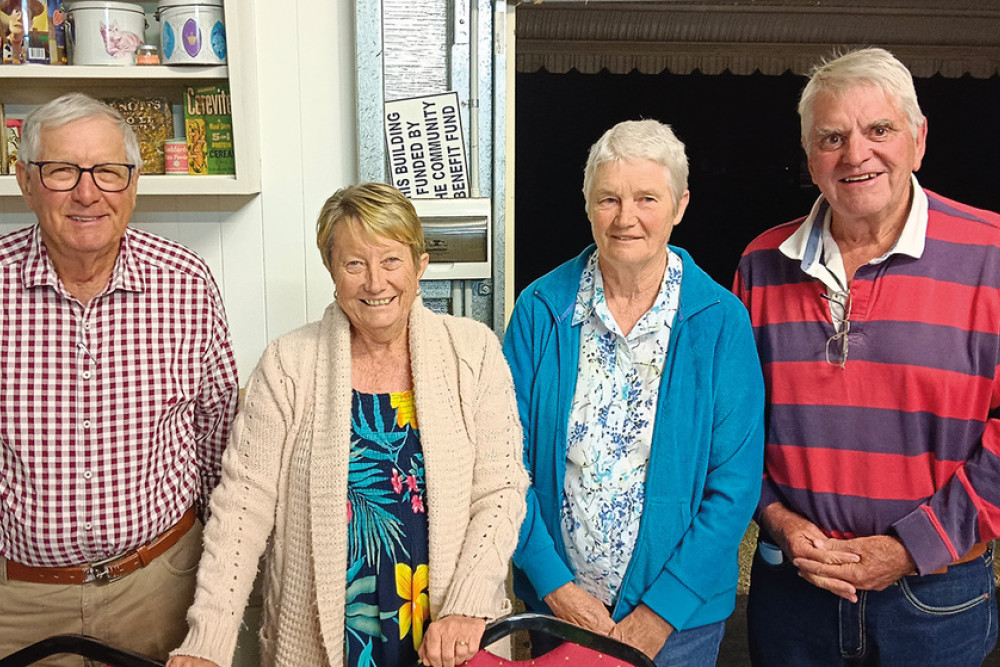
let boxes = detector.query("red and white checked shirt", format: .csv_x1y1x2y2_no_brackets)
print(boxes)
0,225,239,567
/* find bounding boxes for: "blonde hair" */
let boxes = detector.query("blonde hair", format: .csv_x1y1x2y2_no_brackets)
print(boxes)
316,182,426,274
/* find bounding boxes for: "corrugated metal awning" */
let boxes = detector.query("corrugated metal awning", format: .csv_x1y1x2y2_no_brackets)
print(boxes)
515,1,1000,78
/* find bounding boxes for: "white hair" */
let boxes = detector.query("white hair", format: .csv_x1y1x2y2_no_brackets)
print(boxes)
798,47,925,149
582,119,689,211
19,92,142,166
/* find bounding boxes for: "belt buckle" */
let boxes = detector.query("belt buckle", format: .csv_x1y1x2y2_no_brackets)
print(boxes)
83,554,125,584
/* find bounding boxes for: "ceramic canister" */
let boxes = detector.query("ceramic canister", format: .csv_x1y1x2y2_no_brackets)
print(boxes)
157,0,226,65
66,1,146,66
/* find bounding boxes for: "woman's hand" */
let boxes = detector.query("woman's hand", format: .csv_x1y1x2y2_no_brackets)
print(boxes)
543,582,615,635
608,604,673,659
418,614,486,667
165,656,219,667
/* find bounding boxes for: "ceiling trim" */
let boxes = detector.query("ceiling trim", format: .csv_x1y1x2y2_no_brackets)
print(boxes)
515,2,1000,78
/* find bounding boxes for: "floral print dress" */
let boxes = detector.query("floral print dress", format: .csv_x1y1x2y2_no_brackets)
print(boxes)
345,389,429,667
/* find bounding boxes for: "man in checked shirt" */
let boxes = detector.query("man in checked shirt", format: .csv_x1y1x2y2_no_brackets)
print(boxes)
0,93,238,664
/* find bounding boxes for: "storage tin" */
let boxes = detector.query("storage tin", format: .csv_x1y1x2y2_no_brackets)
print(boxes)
164,138,188,173
66,1,145,66
157,0,226,65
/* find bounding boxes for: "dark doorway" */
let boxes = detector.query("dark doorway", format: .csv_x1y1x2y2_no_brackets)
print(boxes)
513,69,1000,295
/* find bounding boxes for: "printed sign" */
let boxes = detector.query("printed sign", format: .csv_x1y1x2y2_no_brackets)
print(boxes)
384,92,470,199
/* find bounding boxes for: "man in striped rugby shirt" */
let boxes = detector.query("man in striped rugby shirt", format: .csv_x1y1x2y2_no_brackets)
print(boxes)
736,48,1000,666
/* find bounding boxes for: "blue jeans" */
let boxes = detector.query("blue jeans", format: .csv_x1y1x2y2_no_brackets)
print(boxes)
652,619,725,667
747,541,998,666
530,617,724,667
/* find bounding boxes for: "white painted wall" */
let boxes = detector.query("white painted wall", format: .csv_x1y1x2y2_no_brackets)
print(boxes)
0,0,358,383
0,1,353,660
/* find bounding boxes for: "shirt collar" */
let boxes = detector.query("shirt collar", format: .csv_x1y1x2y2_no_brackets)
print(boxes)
21,226,61,291
21,226,144,297
778,174,928,290
572,248,680,337
572,250,601,326
113,230,145,293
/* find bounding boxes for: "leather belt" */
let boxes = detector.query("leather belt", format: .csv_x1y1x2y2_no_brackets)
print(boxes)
5,507,197,585
931,541,990,575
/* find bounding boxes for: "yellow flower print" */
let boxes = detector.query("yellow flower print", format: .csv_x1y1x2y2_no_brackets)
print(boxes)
391,390,419,429
396,562,430,649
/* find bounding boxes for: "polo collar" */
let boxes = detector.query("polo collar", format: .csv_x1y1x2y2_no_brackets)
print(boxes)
778,174,928,291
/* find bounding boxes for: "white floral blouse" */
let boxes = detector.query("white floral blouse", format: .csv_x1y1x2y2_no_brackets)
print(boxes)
560,248,683,605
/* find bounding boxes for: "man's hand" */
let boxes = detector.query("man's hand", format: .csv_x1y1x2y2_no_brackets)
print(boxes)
608,604,673,659
418,614,486,667
793,534,917,601
759,502,863,601
543,582,615,635
760,502,861,566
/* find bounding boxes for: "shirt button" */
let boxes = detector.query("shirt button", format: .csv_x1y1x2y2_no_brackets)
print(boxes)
82,420,91,429
82,470,92,480
82,371,91,379
84,522,93,530
83,322,91,330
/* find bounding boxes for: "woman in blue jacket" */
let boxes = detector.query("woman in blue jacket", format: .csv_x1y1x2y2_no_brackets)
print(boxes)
503,119,764,666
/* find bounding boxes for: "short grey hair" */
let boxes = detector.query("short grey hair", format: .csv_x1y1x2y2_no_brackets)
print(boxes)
19,92,142,166
582,119,689,212
798,47,925,149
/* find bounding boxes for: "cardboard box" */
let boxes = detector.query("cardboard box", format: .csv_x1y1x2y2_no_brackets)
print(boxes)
1,0,64,65
6,117,22,175
183,84,235,175
104,97,173,175
0,104,6,175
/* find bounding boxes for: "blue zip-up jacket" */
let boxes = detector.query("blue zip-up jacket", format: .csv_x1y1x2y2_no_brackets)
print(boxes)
503,245,764,631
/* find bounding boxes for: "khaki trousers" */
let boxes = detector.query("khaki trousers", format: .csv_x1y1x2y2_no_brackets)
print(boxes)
0,521,203,667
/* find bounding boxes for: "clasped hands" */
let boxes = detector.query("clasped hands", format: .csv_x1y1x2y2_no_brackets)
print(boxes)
760,502,917,603
543,582,674,659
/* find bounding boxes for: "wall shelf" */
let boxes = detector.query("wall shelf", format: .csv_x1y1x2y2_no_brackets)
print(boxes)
0,2,258,197
0,65,228,81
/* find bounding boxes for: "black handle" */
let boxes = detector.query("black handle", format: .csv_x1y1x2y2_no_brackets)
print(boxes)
0,635,164,667
480,612,656,667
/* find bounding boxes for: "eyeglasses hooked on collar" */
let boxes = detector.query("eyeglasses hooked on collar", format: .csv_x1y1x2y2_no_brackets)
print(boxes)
822,290,851,369
28,161,136,193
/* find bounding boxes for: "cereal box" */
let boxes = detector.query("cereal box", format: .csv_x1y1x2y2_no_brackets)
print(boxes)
183,84,235,175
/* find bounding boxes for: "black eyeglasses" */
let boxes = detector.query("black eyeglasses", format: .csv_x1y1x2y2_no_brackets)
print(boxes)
822,290,852,369
29,161,135,193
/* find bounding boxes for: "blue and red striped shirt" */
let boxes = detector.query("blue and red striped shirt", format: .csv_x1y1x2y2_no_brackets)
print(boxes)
735,182,1000,574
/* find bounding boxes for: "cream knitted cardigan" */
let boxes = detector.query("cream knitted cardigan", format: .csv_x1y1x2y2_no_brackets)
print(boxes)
174,300,528,666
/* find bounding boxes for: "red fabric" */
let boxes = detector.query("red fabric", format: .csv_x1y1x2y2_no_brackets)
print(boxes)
0,226,238,567
468,642,644,667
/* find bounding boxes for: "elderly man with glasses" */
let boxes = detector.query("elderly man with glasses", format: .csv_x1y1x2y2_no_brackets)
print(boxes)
735,48,1000,666
0,93,238,664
